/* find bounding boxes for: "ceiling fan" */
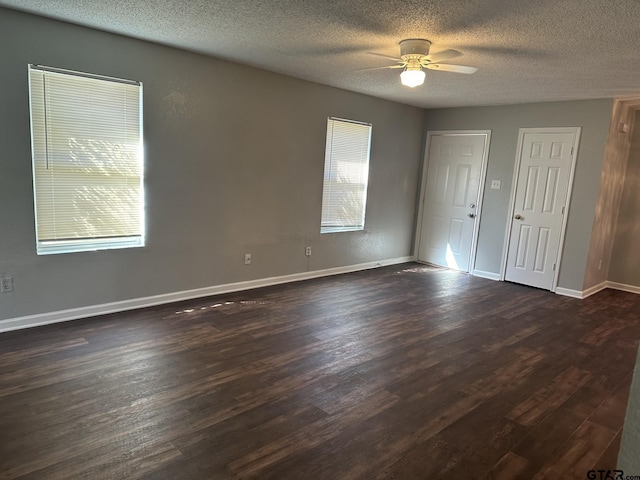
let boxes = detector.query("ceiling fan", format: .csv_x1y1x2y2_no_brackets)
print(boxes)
368,39,478,88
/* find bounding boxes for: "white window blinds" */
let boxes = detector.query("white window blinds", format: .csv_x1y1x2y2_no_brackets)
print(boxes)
321,117,372,233
29,65,144,254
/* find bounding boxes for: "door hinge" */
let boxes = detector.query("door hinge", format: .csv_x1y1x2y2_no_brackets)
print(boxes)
571,147,574,157
561,206,565,214
553,263,556,271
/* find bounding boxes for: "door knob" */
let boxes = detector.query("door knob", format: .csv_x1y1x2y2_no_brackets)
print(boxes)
514,214,523,220
468,213,476,218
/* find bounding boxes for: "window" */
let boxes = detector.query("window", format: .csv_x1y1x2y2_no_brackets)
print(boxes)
320,117,372,233
29,65,144,255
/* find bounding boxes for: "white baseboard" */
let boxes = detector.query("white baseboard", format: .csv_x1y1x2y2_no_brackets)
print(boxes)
607,281,640,295
582,282,609,298
556,281,615,299
0,256,414,333
554,287,584,299
472,270,501,281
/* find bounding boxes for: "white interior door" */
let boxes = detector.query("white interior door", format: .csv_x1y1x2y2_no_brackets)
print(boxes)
504,128,579,290
417,132,489,272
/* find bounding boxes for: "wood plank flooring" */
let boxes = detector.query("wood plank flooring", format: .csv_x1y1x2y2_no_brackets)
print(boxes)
1,263,639,479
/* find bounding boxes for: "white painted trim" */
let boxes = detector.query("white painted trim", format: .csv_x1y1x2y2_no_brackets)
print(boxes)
500,134,523,281
582,282,608,298
554,281,640,299
414,130,492,274
607,281,640,295
501,127,582,293
555,281,608,299
0,256,414,333
554,287,584,299
472,270,501,281
551,128,581,292
469,133,491,274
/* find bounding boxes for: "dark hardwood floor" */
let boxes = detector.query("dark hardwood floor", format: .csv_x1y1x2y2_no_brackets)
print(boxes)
1,263,639,479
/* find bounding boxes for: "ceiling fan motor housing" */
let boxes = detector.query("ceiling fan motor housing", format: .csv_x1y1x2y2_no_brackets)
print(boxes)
399,39,431,61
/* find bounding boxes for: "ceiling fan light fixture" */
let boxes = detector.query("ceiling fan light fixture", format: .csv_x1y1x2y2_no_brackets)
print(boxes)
400,68,425,88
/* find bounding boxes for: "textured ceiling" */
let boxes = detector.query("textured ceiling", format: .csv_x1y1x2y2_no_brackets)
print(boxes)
2,0,640,108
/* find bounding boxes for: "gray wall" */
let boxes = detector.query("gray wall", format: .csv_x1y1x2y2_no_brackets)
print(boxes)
0,8,424,322
423,100,612,291
584,102,635,290
609,110,640,285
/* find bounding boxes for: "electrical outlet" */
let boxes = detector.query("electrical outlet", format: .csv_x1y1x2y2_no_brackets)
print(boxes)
244,253,252,265
491,180,501,190
1,276,13,293
305,246,312,256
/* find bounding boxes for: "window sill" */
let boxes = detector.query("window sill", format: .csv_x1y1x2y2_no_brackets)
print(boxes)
320,226,364,234
37,237,144,255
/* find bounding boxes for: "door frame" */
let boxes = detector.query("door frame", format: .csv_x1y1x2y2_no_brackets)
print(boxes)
499,126,581,291
414,130,491,273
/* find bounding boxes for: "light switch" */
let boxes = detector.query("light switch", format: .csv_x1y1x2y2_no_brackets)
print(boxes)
491,180,501,190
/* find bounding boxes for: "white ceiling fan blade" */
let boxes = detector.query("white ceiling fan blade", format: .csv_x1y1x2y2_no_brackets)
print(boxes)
366,52,403,62
425,49,462,63
425,63,478,74
356,64,405,71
